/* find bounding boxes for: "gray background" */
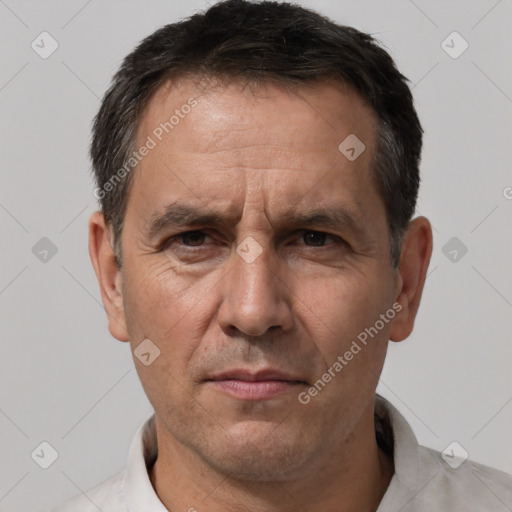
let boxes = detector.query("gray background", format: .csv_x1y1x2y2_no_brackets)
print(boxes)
1,0,511,510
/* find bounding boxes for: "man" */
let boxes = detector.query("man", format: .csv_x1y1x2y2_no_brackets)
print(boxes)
52,0,512,510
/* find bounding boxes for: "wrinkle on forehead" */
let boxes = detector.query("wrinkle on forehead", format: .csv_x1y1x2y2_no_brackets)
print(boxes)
138,76,377,156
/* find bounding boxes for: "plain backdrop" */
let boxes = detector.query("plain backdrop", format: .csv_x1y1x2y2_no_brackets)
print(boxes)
0,1,511,511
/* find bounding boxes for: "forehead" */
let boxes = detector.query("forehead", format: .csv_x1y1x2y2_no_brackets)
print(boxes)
139,76,377,161
128,76,383,227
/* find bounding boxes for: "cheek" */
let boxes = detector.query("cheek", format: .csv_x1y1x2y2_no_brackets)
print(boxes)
305,275,394,398
122,262,216,377
301,272,391,351
300,282,390,405
123,259,202,331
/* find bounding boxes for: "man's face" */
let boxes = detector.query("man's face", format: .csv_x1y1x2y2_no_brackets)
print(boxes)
116,78,400,480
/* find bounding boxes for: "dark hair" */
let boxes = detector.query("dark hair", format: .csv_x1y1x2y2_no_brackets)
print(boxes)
91,0,422,267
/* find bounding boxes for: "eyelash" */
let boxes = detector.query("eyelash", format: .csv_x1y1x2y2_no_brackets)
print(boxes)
161,230,345,251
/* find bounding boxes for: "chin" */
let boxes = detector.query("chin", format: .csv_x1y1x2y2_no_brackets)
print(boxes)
195,420,316,482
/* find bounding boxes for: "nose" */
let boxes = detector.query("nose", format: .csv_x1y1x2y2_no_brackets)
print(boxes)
216,244,294,337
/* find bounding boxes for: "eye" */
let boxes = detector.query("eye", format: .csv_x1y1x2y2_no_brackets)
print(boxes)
300,230,342,247
179,231,207,246
162,230,210,250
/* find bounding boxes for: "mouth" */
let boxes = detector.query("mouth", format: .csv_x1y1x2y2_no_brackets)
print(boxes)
206,369,308,401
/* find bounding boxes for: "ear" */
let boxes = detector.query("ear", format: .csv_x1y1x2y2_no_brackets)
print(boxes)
389,216,433,342
88,211,129,342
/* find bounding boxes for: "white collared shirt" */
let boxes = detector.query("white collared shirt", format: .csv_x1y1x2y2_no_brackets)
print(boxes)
50,395,512,511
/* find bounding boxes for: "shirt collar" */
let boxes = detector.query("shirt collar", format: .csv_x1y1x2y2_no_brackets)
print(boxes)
123,413,168,511
375,394,421,497
123,394,421,511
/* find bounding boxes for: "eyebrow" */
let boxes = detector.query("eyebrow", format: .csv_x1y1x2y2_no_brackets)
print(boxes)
144,200,367,239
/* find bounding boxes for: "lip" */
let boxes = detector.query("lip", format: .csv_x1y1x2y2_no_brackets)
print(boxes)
209,369,304,382
206,369,307,400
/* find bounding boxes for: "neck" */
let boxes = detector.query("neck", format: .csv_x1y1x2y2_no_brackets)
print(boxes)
149,404,394,512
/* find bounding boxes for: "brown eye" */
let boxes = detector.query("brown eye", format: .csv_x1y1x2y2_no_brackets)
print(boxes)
161,231,210,251
302,231,328,246
180,231,206,246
